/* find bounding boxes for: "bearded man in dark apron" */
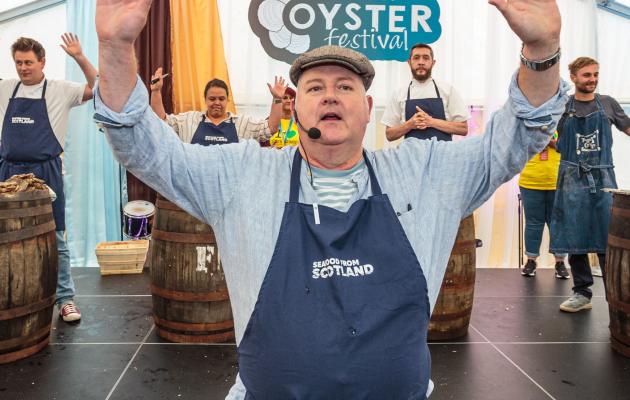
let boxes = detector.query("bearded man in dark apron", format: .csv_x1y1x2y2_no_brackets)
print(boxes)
95,0,566,398
551,57,630,313
381,44,469,142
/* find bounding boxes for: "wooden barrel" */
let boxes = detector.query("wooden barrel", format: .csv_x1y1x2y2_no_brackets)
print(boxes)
605,190,630,358
0,190,57,364
428,215,476,341
150,195,234,343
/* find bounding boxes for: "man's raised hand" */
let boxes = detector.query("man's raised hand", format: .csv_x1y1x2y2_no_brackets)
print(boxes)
96,0,152,45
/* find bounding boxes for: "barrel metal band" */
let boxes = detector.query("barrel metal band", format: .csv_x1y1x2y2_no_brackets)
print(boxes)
0,334,50,364
156,327,235,343
151,229,215,244
156,198,183,211
438,281,475,291
0,323,51,351
611,330,630,347
0,204,53,220
607,234,630,249
0,191,51,203
608,297,630,315
151,284,229,302
153,315,234,332
430,307,473,321
0,294,56,321
0,219,56,245
451,240,477,253
611,207,630,218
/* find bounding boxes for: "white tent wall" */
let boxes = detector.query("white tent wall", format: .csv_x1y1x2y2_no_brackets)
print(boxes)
0,0,629,268
0,3,67,79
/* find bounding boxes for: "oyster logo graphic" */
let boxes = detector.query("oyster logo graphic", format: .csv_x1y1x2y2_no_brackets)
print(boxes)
249,0,441,64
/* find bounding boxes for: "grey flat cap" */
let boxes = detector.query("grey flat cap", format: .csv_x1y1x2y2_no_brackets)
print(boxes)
289,46,375,90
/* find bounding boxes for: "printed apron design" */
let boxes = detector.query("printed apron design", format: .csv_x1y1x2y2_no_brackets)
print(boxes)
0,80,66,231
238,151,431,399
190,115,238,145
550,95,617,253
405,79,450,141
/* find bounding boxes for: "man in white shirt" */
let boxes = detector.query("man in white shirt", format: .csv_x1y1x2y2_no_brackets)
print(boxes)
381,44,469,142
0,34,97,322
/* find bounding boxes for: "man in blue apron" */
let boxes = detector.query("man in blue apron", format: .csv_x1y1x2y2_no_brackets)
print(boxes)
551,57,630,313
0,35,97,323
150,69,285,145
94,0,565,397
381,44,469,142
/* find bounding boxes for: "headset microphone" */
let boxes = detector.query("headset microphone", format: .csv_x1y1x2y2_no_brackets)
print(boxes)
293,110,321,139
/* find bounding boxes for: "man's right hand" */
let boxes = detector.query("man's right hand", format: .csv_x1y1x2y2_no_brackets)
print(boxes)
151,67,164,92
406,107,428,131
96,0,152,45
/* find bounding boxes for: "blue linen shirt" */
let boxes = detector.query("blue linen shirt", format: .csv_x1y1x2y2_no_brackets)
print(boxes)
94,74,569,399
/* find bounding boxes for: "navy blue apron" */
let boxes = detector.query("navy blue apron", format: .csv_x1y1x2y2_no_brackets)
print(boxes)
405,80,450,141
190,114,238,145
550,95,616,254
0,80,66,231
238,151,431,399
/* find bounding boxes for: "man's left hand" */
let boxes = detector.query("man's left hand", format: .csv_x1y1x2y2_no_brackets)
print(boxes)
268,76,288,100
60,32,84,59
488,0,560,53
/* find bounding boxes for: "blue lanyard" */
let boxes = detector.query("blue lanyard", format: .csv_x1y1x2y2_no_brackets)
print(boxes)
277,117,294,145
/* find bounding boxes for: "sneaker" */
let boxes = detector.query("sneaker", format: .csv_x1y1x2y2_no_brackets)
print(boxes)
59,302,81,322
559,293,592,313
521,259,536,277
554,262,570,279
591,266,603,277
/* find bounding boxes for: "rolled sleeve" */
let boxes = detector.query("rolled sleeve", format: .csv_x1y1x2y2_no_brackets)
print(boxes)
508,72,571,133
93,76,149,129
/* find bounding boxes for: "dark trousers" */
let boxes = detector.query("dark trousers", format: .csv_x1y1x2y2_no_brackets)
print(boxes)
569,253,605,299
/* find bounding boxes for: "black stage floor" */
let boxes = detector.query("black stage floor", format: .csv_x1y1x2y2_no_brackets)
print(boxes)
1,268,628,400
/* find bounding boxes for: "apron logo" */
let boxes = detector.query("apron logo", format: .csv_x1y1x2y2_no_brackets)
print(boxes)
205,136,229,142
11,117,35,124
576,131,600,154
249,0,442,63
312,257,374,279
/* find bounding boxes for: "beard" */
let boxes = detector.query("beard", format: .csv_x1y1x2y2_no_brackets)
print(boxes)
411,66,433,82
576,82,597,94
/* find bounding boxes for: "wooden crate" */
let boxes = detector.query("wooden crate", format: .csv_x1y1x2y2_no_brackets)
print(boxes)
95,240,149,275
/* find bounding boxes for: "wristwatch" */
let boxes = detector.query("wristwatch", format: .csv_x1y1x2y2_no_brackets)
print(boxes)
273,98,282,104
520,45,561,71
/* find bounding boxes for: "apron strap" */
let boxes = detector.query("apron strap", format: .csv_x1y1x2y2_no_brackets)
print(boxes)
431,79,441,99
407,80,441,101
10,82,21,99
289,150,383,203
11,80,48,99
363,150,382,195
289,150,302,203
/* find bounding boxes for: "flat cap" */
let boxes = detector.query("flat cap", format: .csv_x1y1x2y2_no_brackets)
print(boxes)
289,46,375,90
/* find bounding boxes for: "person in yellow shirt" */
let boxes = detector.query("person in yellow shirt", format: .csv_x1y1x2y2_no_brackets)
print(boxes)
269,87,299,149
519,133,570,279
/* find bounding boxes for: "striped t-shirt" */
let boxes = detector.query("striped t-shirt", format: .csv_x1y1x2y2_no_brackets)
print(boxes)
308,160,365,210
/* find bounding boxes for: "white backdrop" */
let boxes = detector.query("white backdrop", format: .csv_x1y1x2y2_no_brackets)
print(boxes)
1,0,629,268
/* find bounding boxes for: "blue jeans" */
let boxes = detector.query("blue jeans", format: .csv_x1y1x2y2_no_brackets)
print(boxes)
520,187,567,258
55,231,75,305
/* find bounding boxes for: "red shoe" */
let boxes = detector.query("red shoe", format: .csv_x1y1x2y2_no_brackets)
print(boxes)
59,302,81,322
